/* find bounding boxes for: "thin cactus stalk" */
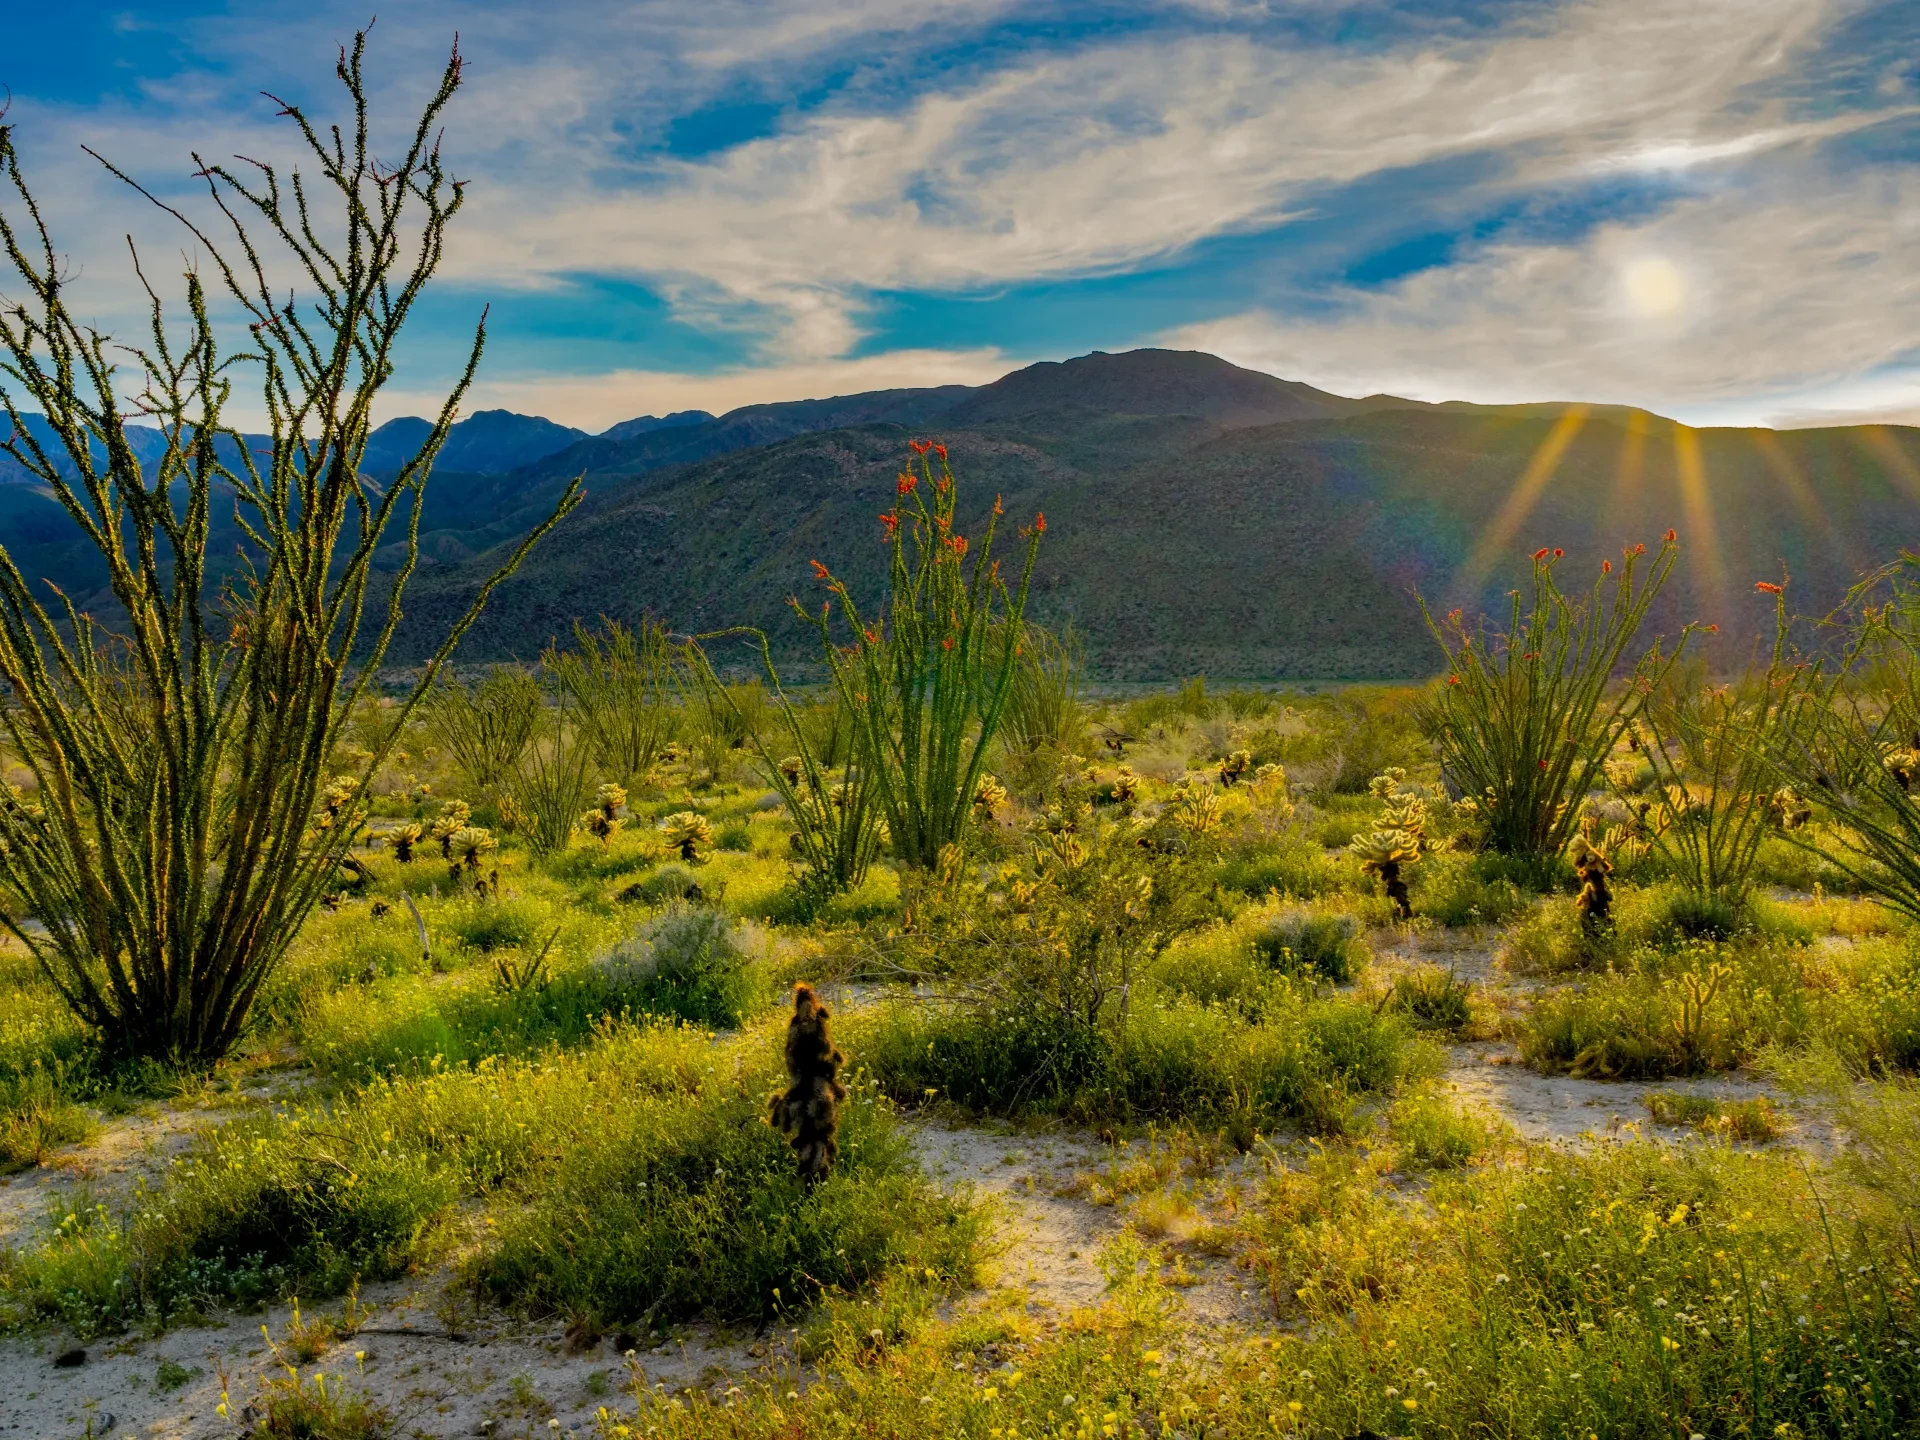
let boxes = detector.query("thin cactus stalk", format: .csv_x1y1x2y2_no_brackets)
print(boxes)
0,35,579,1061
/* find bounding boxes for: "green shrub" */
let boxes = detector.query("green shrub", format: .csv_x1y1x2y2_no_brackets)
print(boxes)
474,1078,979,1327
1414,853,1530,927
1217,839,1354,899
1250,910,1363,983
1385,965,1474,1033
1387,1089,1504,1169
1644,1090,1784,1142
596,906,766,1028
442,895,551,954
618,863,709,907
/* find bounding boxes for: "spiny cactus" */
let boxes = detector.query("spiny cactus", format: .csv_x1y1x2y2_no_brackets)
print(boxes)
1107,765,1140,807
767,983,847,1186
662,811,713,863
388,822,424,864
1568,829,1614,933
973,774,1009,816
431,800,473,858
580,783,628,846
1352,830,1419,920
1217,749,1252,787
1769,786,1812,831
447,825,496,873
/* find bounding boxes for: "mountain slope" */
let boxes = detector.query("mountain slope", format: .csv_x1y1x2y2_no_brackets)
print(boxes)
390,397,1920,677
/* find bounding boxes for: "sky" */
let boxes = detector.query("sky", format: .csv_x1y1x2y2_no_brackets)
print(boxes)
1,0,1916,433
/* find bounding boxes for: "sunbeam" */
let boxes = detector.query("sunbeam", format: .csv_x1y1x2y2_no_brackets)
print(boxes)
1672,424,1728,621
1454,404,1589,598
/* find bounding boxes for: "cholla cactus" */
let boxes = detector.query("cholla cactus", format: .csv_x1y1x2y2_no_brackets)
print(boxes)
581,783,628,846
779,756,804,786
388,822,424,864
1368,768,1429,845
662,811,713,863
595,783,627,819
1883,743,1920,792
1169,781,1223,839
410,781,433,804
1108,765,1140,807
1567,830,1614,932
431,800,473,858
1768,786,1811,831
1217,749,1252,787
1352,830,1419,920
321,774,360,819
447,825,496,873
973,774,1009,817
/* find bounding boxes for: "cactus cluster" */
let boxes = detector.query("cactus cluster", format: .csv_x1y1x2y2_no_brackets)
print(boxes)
662,811,713,863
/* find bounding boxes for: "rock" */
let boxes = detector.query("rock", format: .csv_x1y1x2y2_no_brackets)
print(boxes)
95,1414,116,1434
53,1346,85,1367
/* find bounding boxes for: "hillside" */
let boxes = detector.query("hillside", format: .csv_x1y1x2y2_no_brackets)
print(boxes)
388,354,1920,677
6,349,1917,678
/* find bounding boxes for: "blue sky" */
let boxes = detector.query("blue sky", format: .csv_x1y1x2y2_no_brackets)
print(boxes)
3,0,1916,431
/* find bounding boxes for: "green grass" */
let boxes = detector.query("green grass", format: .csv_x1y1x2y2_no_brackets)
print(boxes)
853,984,1425,1140
0,1018,977,1338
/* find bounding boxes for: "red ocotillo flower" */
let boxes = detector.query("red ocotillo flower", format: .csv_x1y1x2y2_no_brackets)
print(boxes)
1755,581,1783,594
1035,511,1047,534
1602,559,1612,574
810,559,831,582
949,535,968,558
933,442,947,461
879,510,900,538
1554,548,1564,558
909,439,931,454
898,473,917,496
1664,528,1677,542
1534,547,1550,560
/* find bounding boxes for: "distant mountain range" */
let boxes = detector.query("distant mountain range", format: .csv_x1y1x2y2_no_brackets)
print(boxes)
4,349,1917,679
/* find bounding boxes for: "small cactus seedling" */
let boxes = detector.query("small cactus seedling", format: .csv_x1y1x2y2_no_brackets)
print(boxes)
662,811,713,863
767,983,847,1186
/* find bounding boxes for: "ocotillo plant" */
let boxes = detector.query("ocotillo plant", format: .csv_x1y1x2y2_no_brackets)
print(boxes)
423,667,543,801
542,617,678,787
1630,579,1807,909
685,631,882,898
806,442,1044,870
1419,537,1692,858
0,35,578,1061
1773,555,1920,924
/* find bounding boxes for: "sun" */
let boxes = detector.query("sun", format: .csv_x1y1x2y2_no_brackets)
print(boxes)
1620,254,1686,320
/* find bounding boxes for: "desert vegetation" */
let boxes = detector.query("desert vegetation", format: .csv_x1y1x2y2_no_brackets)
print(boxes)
3,31,1920,1440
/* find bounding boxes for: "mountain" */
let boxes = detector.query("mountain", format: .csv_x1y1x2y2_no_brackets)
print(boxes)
600,410,714,444
7,348,1919,679
362,408,589,478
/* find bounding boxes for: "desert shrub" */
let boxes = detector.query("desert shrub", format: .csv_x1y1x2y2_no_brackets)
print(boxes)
855,988,1416,1137
1217,838,1355,899
473,1076,980,1328
1644,1090,1784,1142
1250,909,1363,984
1414,852,1531,927
595,906,766,1028
620,862,709,907
998,620,1086,761
508,714,597,858
1385,965,1475,1033
1387,1088,1505,1169
441,895,553,955
1321,688,1428,794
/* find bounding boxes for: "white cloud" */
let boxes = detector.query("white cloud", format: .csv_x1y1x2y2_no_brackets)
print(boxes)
444,0,1885,359
1159,163,1920,424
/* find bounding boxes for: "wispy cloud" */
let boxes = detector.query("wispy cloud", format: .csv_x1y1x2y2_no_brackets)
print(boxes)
1162,159,1920,423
